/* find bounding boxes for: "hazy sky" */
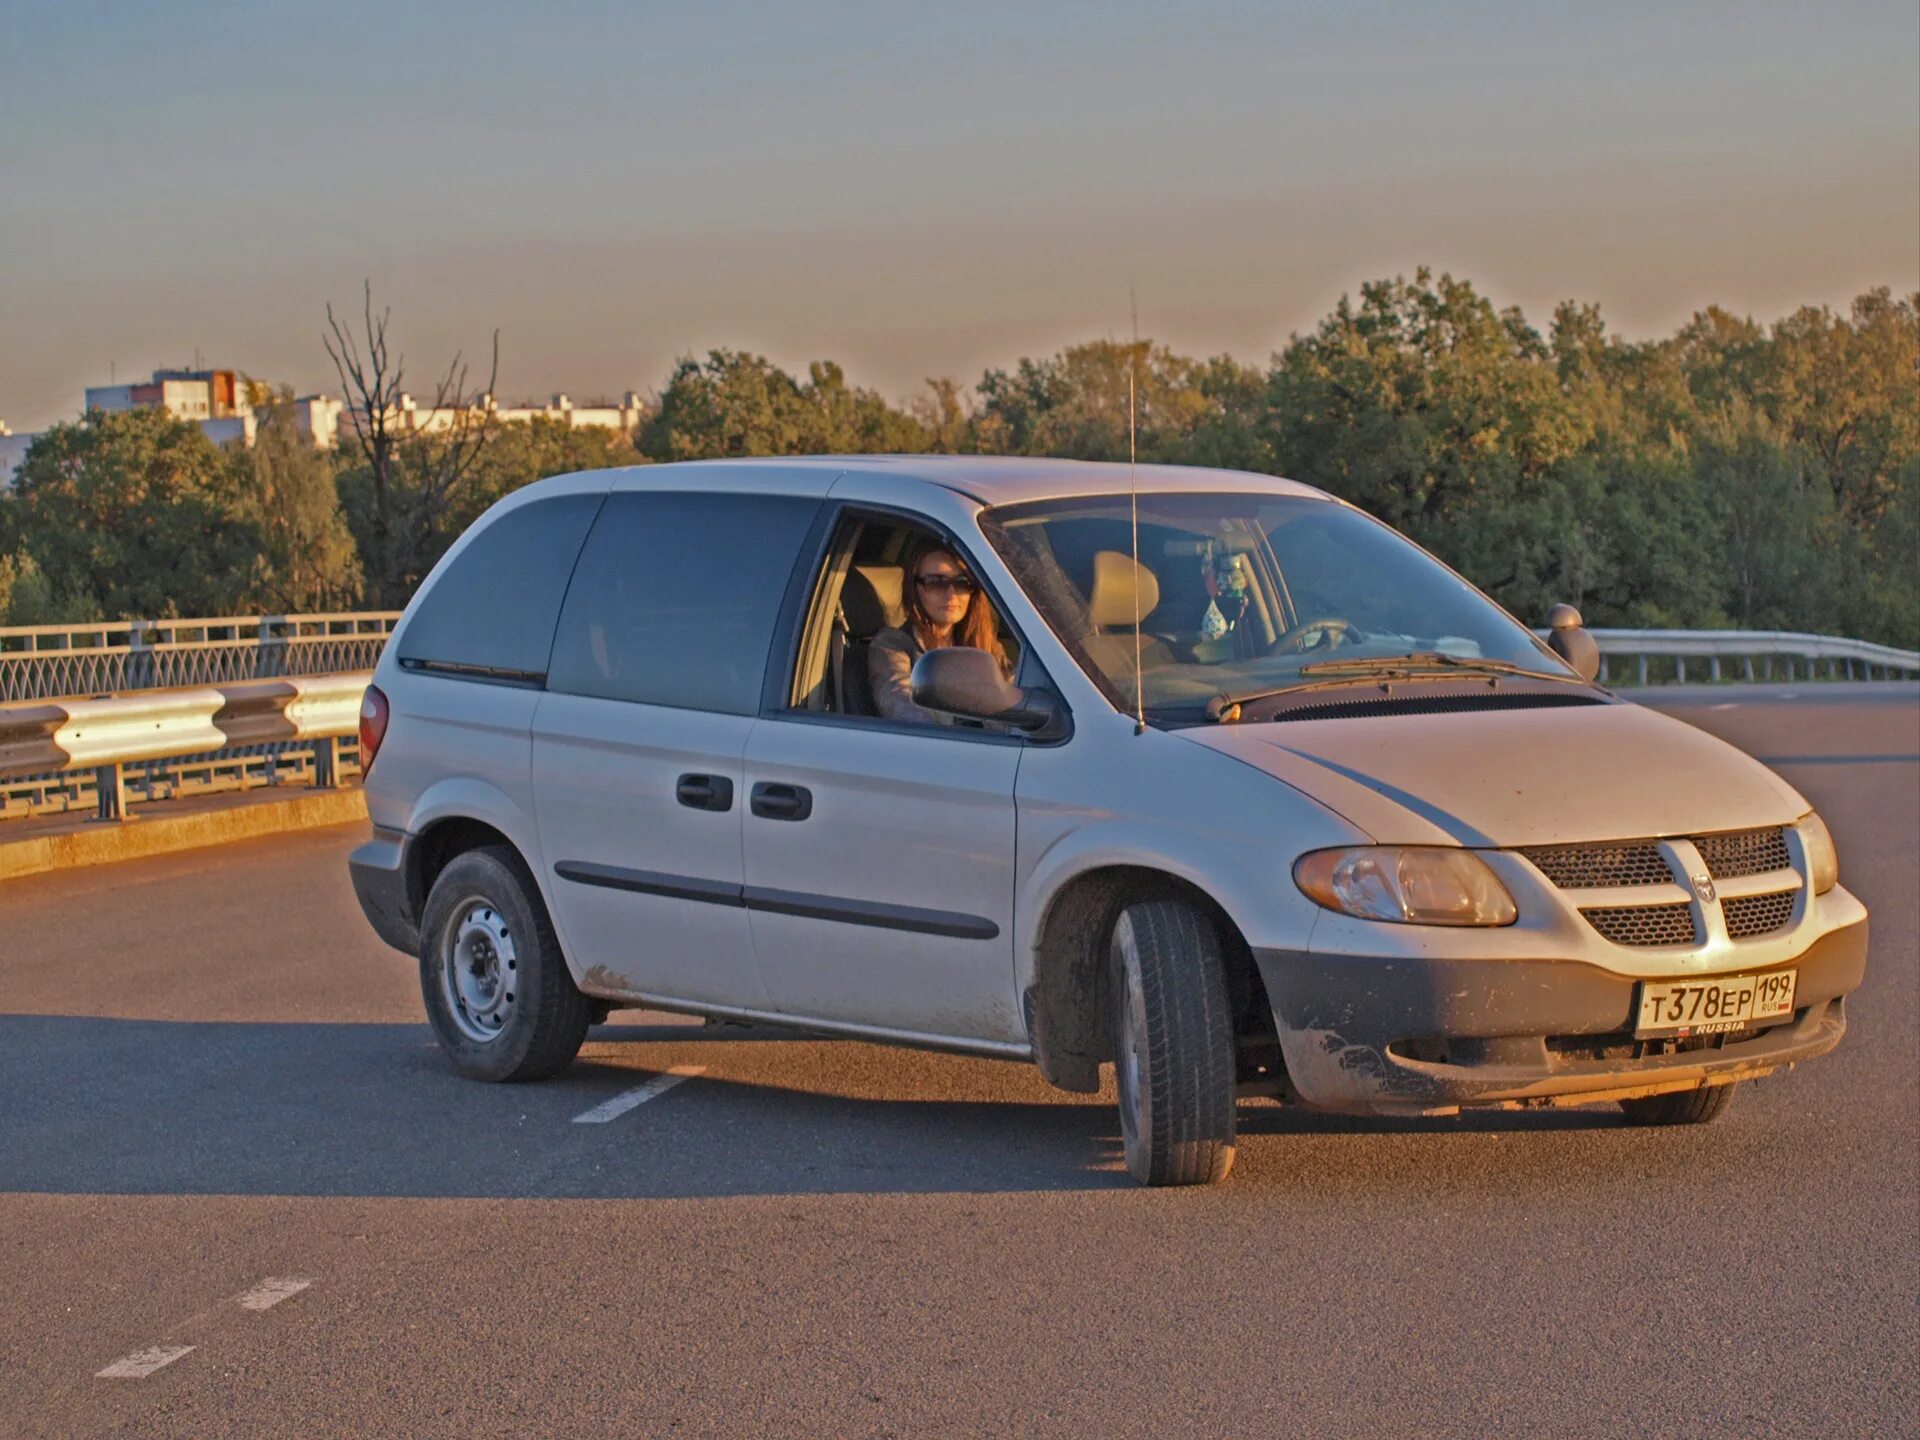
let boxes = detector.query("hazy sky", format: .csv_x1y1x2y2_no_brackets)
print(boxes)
2,0,1915,430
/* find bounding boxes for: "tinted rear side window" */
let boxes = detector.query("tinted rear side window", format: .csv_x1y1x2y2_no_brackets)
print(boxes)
397,494,605,680
548,491,820,714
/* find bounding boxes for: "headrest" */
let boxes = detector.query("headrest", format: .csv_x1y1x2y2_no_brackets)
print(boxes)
841,564,904,635
1089,550,1160,629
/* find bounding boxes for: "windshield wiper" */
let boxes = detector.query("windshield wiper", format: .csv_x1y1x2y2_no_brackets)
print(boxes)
1296,652,1572,680
1204,653,1581,722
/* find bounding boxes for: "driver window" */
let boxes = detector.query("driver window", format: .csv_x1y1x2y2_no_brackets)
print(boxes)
789,515,1021,726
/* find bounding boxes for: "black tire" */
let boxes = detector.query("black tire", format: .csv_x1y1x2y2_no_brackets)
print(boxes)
1620,1083,1738,1126
1108,896,1237,1186
418,845,591,1082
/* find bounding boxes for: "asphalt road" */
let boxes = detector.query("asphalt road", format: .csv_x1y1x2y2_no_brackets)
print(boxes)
3,685,1915,1439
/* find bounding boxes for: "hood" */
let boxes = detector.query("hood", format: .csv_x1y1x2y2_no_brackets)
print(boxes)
1179,700,1808,847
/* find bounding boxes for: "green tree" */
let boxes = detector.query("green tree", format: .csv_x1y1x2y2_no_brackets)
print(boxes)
639,351,928,460
1754,288,1920,524
1267,270,1590,537
1554,452,1729,629
3,408,258,619
1165,354,1276,472
802,360,930,453
228,397,361,611
971,340,1269,468
0,552,60,625
1849,454,1920,648
912,378,971,454
1689,403,1827,632
467,416,644,511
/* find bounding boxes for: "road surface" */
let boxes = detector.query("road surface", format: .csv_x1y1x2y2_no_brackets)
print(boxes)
2,685,1915,1438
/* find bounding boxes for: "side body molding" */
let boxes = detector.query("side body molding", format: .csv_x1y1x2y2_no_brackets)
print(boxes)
553,860,1001,942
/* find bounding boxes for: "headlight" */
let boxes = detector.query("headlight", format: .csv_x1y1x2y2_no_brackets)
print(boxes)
1796,813,1839,895
1293,847,1518,926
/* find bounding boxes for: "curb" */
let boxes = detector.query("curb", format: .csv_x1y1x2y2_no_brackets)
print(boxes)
0,788,368,883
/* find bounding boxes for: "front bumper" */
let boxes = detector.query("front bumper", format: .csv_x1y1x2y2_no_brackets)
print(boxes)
348,827,420,956
1256,917,1868,1114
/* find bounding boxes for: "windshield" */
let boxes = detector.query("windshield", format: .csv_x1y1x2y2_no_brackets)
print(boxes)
981,491,1571,723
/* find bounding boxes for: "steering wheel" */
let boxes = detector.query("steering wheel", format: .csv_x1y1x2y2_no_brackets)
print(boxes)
1268,616,1360,656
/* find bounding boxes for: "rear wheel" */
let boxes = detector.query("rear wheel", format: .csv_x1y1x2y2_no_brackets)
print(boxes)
1109,897,1237,1186
1620,1082,1738,1126
419,845,591,1082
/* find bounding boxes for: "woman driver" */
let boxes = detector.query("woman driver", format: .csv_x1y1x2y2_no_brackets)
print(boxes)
868,539,1011,724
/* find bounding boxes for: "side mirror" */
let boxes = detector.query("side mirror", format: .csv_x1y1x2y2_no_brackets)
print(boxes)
911,647,1064,736
1546,603,1600,682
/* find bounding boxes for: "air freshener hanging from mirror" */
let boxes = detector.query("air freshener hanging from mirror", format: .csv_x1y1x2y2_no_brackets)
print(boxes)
1202,543,1249,638
1199,540,1230,638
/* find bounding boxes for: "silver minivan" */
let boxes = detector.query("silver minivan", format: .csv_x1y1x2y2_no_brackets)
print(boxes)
348,458,1868,1186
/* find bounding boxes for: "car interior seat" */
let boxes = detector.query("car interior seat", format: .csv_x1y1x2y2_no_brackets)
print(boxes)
831,563,904,716
1083,549,1175,679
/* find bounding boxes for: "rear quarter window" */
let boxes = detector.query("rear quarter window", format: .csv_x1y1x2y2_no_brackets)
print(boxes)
547,491,820,714
396,494,605,680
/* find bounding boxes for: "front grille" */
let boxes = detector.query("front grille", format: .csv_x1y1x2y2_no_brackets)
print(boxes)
1516,825,1802,950
1724,889,1798,939
1522,843,1672,889
1580,903,1696,947
1694,827,1792,879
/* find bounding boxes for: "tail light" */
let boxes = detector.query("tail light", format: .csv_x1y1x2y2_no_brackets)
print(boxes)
359,684,390,775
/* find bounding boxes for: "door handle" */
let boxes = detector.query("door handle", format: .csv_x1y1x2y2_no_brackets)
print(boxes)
749,782,812,822
676,774,734,812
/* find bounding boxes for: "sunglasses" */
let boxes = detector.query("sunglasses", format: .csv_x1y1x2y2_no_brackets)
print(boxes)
916,573,977,595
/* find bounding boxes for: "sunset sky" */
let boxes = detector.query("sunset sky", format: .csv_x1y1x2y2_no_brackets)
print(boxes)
2,0,1915,431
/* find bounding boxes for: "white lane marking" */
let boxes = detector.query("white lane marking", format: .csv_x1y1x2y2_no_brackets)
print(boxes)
1711,702,1738,711
97,1345,196,1380
572,1065,707,1124
235,1277,311,1311
95,1276,313,1380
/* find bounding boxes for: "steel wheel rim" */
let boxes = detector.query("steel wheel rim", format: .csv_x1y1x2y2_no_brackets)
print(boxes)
1112,913,1151,1160
440,900,518,1044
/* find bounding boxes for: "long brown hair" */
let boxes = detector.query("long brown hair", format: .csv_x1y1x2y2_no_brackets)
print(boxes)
903,538,1009,673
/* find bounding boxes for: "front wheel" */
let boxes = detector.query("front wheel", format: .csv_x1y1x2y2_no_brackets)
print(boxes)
1620,1082,1738,1126
419,845,591,1082
1109,897,1238,1186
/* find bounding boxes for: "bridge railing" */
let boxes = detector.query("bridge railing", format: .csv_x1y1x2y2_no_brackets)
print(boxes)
0,612,400,704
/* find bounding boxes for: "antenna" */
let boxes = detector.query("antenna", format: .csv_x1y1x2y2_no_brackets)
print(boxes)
1128,298,1145,735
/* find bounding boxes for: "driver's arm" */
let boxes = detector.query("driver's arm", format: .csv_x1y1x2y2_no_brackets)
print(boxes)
869,628,941,725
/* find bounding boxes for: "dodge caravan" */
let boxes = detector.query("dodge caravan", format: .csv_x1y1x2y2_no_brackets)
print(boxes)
348,458,1868,1186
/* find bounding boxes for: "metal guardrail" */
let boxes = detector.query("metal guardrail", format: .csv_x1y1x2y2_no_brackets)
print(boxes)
0,618,1912,826
1573,629,1920,686
0,672,370,822
0,612,400,704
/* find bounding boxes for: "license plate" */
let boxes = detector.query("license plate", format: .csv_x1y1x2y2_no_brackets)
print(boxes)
1634,970,1797,1038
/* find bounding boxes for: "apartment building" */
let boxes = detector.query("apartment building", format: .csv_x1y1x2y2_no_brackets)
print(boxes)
3,370,646,484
